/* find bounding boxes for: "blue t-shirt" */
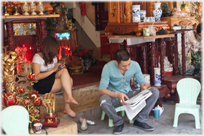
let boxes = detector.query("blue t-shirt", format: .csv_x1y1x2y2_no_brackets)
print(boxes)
99,60,146,94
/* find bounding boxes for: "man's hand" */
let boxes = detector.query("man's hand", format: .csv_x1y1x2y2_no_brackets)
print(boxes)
117,92,129,105
140,82,148,91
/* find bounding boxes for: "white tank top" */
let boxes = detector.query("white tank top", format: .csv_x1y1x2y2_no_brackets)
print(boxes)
32,53,58,72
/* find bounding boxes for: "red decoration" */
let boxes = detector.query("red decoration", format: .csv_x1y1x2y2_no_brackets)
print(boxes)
80,2,86,16
3,2,9,5
24,98,31,105
32,108,39,115
29,90,40,99
3,93,17,107
33,97,42,106
16,86,26,94
27,73,36,81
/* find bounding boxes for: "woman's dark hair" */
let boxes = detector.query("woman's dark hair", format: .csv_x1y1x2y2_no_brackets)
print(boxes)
196,23,202,36
114,49,130,64
41,36,59,66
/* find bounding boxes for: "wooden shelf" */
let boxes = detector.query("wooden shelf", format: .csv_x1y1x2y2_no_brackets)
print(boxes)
107,34,175,39
2,14,60,19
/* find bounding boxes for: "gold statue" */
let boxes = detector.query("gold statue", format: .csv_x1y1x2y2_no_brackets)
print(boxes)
43,93,55,117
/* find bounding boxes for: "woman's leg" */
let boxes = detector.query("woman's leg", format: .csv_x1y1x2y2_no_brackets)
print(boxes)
51,68,78,105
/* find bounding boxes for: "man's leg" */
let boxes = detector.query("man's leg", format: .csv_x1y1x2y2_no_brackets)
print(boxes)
131,87,159,131
99,95,123,126
136,87,159,123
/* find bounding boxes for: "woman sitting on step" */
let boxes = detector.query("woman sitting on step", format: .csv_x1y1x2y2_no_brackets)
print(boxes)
32,36,78,118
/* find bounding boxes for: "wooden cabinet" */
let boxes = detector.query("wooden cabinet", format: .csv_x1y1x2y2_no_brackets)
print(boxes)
3,15,60,52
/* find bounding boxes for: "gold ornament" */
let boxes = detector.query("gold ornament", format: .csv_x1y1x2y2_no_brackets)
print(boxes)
43,93,55,117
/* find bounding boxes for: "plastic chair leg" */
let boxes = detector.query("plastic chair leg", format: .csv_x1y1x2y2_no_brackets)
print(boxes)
121,110,125,117
129,120,133,124
109,119,114,127
173,109,179,127
101,111,106,120
195,111,201,129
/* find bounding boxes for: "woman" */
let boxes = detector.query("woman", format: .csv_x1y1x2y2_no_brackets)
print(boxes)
32,36,78,117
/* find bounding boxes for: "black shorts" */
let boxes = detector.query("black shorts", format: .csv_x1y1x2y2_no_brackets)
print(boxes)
33,72,56,94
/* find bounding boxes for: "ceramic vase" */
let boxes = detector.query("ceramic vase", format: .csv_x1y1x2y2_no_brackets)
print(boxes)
153,3,162,22
140,10,146,22
132,5,140,22
154,67,161,86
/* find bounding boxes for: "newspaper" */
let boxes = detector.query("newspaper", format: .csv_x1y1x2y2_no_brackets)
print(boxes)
123,90,152,120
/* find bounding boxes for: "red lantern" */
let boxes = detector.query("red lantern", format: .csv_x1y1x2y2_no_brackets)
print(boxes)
33,97,42,106
4,93,17,107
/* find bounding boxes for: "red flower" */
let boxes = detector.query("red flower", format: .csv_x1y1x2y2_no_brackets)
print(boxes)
27,73,36,81
3,93,17,107
16,86,26,94
78,44,82,47
79,52,83,57
32,108,39,115
73,52,78,56
24,98,31,105
33,97,42,106
29,90,40,99
89,51,93,56
93,48,95,51
83,49,87,53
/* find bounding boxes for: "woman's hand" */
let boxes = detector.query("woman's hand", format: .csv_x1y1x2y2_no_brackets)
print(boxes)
117,92,129,105
53,63,61,72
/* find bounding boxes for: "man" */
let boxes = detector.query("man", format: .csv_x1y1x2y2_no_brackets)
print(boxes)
99,49,159,134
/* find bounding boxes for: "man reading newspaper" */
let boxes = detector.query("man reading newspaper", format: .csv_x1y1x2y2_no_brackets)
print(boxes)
99,49,159,134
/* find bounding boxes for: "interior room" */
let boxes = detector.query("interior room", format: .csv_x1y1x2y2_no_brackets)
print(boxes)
1,1,202,135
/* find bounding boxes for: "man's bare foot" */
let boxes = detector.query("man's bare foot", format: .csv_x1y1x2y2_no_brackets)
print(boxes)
64,109,76,118
66,97,78,105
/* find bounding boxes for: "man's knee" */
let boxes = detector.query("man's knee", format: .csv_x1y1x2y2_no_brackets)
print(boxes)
99,95,112,107
150,87,159,99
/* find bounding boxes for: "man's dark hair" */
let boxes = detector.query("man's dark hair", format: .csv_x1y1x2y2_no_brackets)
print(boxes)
196,23,202,36
114,49,130,64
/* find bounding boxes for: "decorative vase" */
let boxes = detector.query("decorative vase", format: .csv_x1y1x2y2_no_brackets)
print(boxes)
37,2,44,15
153,3,162,22
154,67,161,86
140,10,146,22
30,2,37,15
22,2,30,15
132,5,140,22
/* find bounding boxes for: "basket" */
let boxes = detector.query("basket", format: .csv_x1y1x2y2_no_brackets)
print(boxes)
68,65,83,75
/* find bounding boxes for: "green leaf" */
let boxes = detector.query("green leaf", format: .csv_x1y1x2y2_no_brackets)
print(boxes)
27,86,31,91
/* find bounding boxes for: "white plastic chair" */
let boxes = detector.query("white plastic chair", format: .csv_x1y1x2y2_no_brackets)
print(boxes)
173,78,201,129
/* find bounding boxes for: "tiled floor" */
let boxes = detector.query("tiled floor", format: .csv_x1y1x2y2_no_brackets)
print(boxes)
63,101,202,135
